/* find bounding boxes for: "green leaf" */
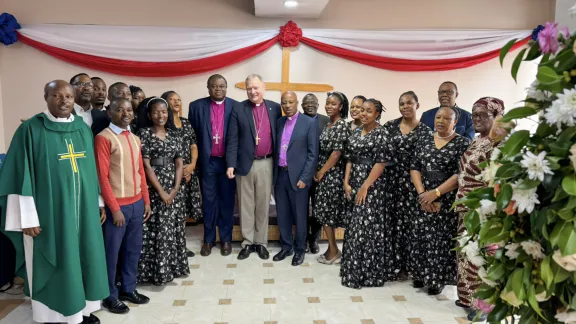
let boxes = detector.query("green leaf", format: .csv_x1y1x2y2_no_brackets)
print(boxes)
500,38,519,66
562,174,576,196
536,66,561,83
524,42,541,61
517,178,540,190
500,130,530,157
487,262,506,281
510,268,525,298
558,223,576,256
553,186,570,202
558,209,575,221
558,126,576,143
464,210,481,233
475,286,496,300
552,257,571,283
500,107,538,123
536,122,554,138
487,300,508,322
554,49,576,73
549,141,572,158
497,183,513,210
550,220,568,247
541,255,553,289
546,156,561,170
511,48,527,82
527,284,544,318
495,163,523,179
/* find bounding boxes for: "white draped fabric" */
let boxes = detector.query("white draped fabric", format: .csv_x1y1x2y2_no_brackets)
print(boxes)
17,24,530,62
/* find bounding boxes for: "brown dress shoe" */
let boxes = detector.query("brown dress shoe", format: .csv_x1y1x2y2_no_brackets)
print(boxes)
221,242,232,256
200,243,214,256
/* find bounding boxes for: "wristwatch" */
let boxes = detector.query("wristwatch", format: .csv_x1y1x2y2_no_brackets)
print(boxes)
435,188,441,197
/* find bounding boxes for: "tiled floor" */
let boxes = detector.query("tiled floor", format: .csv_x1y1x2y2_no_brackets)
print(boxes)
0,226,473,324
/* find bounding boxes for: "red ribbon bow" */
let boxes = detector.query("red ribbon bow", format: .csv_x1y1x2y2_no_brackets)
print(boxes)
278,21,302,47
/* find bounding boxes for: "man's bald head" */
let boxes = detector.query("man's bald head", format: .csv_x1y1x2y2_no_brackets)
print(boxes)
44,80,75,118
280,91,299,118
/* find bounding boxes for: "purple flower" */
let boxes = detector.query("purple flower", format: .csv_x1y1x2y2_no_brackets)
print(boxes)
538,22,560,54
0,13,21,46
560,26,571,39
531,25,544,41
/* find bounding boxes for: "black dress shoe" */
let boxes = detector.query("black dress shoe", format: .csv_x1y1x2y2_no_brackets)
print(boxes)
428,286,444,295
273,249,294,261
291,252,305,266
221,242,232,256
413,280,424,288
119,290,150,304
237,245,254,260
255,245,270,260
186,248,195,258
82,314,100,324
308,241,320,254
102,298,130,314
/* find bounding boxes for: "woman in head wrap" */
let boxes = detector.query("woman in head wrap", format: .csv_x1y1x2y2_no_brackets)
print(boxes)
454,97,506,322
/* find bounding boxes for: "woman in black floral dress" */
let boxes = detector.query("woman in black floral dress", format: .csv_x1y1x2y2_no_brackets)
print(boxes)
382,91,432,281
137,97,189,286
409,106,470,295
341,99,393,289
313,92,351,265
347,95,366,131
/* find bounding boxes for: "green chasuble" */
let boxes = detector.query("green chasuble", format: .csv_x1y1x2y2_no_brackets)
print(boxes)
0,113,108,316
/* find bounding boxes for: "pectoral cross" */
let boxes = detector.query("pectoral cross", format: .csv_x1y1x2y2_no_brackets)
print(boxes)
255,135,260,146
213,133,220,145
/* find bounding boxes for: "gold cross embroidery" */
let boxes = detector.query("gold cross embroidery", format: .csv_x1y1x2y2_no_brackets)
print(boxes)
58,143,86,173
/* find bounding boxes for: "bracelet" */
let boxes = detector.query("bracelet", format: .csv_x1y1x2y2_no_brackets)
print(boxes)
435,188,441,197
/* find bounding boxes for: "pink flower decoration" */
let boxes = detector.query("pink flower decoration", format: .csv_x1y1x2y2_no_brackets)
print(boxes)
475,299,494,313
561,26,571,39
538,22,560,54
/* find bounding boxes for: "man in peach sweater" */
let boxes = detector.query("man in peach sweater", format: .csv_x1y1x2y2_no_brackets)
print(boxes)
94,98,151,314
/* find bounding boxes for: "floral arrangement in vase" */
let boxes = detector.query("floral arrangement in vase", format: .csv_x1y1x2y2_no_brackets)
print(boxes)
456,22,576,323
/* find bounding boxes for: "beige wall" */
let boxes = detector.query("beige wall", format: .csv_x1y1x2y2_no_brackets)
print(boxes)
1,0,554,148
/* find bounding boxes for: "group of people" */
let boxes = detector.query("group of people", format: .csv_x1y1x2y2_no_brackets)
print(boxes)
0,70,510,323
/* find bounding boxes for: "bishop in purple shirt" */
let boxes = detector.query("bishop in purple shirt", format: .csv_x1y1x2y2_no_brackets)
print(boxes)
272,91,319,266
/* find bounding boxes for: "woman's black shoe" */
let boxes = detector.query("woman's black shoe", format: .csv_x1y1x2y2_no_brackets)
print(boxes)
455,300,471,309
412,280,424,288
428,286,444,295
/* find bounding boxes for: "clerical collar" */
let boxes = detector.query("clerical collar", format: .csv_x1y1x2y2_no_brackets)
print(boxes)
44,109,74,123
211,98,225,105
254,102,264,107
287,112,300,121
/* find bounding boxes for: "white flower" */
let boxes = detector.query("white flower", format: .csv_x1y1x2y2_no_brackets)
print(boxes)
553,250,576,272
462,240,485,267
520,151,553,181
477,162,501,186
478,267,497,287
570,2,576,17
505,243,520,259
526,81,552,102
457,235,471,247
490,147,501,161
555,309,576,324
520,240,545,260
544,88,576,128
511,182,540,214
535,289,550,302
479,199,497,218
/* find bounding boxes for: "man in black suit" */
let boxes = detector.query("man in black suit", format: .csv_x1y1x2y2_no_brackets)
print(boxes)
226,74,282,260
272,91,319,266
301,93,329,254
189,74,238,257
69,73,109,136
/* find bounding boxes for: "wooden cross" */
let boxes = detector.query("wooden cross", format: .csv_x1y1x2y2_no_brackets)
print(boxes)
235,48,334,94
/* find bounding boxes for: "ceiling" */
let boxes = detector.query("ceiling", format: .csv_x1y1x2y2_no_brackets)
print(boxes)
254,0,330,18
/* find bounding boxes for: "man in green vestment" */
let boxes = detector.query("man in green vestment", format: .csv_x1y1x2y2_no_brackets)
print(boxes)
0,80,109,324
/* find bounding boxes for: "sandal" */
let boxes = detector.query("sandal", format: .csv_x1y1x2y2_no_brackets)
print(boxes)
317,251,341,265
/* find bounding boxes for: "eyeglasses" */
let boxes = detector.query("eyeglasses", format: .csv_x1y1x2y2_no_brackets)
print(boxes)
73,82,93,89
438,90,455,95
472,112,491,120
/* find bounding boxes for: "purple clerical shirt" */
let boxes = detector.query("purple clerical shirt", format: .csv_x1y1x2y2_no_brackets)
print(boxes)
279,112,300,167
210,100,226,156
252,102,273,157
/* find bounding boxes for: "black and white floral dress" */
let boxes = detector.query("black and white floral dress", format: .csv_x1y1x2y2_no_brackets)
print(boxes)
409,133,470,288
137,127,190,285
313,118,350,228
174,117,202,220
340,126,395,289
382,118,432,279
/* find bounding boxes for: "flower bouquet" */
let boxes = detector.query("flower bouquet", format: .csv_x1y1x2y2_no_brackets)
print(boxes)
456,22,576,323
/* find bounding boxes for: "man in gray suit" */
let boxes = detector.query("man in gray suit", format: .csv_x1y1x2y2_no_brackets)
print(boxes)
302,93,329,254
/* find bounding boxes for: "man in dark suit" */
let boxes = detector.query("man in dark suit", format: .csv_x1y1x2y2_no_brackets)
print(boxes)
189,74,238,257
226,74,282,260
301,93,329,254
420,81,474,140
272,91,319,266
70,73,109,136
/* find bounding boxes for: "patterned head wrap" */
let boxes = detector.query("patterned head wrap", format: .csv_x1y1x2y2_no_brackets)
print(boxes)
472,97,505,117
